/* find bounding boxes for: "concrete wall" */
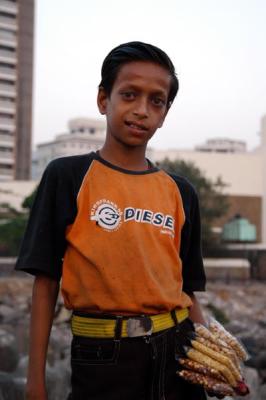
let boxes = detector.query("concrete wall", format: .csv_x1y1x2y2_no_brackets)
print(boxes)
153,150,263,197
204,258,250,281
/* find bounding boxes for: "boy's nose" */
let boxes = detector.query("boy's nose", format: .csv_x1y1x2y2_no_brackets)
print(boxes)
133,98,148,118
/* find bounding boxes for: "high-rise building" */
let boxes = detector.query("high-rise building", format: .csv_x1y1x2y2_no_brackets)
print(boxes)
0,0,34,181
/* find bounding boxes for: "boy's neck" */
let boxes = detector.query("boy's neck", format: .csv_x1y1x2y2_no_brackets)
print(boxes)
99,142,149,171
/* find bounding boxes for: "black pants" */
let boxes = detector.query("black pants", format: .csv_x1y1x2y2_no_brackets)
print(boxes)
69,318,207,400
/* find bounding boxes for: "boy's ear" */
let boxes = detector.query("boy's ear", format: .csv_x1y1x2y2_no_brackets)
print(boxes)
158,106,170,128
97,87,108,115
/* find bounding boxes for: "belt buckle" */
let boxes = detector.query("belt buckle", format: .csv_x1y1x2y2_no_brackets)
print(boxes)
126,315,153,337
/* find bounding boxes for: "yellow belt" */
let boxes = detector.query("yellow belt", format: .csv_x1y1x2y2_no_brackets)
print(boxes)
71,308,189,338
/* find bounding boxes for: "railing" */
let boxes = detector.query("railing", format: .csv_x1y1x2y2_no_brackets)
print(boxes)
0,135,14,144
0,30,17,46
0,1,18,14
0,171,14,182
0,118,15,128
0,66,16,78
0,49,16,61
0,106,16,116
0,151,13,159
0,100,16,108
0,16,17,30
0,84,16,96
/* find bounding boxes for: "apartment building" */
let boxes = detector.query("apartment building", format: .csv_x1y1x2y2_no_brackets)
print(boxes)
0,0,34,181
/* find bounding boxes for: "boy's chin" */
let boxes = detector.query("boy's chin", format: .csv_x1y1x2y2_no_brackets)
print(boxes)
116,137,149,149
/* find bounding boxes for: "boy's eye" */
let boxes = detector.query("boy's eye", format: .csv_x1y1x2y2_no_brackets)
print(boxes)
152,97,166,107
120,91,136,100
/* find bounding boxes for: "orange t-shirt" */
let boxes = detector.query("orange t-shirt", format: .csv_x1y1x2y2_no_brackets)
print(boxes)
15,152,206,315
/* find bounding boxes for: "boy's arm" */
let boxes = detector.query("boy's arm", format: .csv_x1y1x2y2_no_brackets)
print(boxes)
26,274,59,400
188,292,206,325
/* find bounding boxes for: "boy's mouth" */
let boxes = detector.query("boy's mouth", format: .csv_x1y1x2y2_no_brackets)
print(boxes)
125,121,148,132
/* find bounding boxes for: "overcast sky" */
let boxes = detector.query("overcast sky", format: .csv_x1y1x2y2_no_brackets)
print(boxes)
33,0,266,150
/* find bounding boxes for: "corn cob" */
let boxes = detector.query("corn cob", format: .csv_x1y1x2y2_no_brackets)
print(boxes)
194,323,229,348
177,369,235,397
178,357,226,382
191,339,242,382
195,335,242,373
209,320,249,361
186,347,237,387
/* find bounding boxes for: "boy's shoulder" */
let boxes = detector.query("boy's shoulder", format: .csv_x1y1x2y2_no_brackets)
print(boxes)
40,152,97,186
38,152,97,195
163,170,198,201
45,152,95,176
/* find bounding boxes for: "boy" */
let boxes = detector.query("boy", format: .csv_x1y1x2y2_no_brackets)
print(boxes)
16,42,208,400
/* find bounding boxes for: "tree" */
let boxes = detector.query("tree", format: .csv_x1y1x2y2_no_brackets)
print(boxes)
158,158,229,250
22,188,37,210
0,187,37,256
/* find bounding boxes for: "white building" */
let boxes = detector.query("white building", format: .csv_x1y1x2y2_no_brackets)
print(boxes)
152,115,266,243
153,144,262,198
32,118,106,179
195,138,246,153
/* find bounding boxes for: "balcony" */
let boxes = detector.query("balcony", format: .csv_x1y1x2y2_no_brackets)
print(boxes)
0,66,16,81
0,16,17,31
0,169,14,180
0,118,16,131
0,134,14,147
0,83,16,97
0,156,14,166
0,1,18,15
0,100,16,114
0,150,14,161
0,49,17,64
0,30,17,47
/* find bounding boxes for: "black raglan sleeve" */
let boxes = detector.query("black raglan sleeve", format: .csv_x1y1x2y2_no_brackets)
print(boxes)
170,174,206,293
15,160,74,281
181,186,206,293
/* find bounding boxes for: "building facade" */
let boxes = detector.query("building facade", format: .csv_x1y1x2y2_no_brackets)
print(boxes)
0,0,34,181
152,116,266,244
195,138,247,153
32,118,106,179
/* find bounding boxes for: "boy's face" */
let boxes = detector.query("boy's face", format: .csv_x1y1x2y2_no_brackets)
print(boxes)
97,61,172,149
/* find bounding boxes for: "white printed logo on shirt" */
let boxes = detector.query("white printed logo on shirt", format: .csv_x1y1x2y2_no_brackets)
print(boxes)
90,199,175,235
90,199,122,231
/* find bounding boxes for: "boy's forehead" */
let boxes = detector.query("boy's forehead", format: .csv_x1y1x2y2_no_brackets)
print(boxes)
114,61,172,93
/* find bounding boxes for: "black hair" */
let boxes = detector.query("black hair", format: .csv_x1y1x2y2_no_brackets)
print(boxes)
99,41,179,108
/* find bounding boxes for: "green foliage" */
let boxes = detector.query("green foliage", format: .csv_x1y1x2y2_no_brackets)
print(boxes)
0,186,37,256
0,215,28,256
22,188,37,210
0,202,21,218
206,303,230,325
158,158,229,249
